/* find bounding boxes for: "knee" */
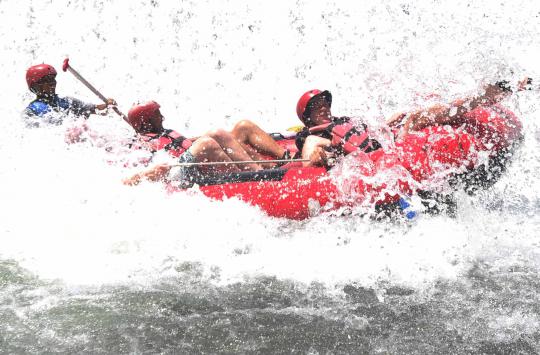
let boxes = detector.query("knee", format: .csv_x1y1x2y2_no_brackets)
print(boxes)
206,128,232,141
191,136,221,154
232,119,256,133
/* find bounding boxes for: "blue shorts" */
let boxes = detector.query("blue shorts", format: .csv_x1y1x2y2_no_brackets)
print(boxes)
168,150,202,187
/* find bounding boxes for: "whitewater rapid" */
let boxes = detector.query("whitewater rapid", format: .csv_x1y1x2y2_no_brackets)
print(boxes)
1,0,540,352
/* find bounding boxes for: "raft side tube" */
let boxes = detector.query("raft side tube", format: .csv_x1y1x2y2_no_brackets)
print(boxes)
182,167,289,187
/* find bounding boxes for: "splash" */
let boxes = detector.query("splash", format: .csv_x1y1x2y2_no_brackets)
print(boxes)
0,0,539,292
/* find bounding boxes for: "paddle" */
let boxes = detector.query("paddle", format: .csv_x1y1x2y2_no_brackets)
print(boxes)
62,58,127,121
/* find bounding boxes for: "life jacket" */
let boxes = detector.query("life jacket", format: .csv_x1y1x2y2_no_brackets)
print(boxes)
25,95,95,119
26,96,70,117
141,129,192,158
301,117,381,154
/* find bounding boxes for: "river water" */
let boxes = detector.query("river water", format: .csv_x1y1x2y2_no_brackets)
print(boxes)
1,0,540,353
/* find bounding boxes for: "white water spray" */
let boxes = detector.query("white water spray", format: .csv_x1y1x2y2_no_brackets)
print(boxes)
0,0,539,293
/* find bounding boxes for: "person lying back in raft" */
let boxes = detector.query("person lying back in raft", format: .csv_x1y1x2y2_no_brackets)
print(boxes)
294,89,382,167
296,79,531,167
386,78,531,137
123,101,289,186
24,63,116,128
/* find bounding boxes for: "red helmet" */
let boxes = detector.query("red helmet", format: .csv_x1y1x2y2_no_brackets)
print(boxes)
127,101,161,132
296,89,332,124
26,64,57,89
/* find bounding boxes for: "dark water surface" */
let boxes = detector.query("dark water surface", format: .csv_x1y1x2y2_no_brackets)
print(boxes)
2,257,540,354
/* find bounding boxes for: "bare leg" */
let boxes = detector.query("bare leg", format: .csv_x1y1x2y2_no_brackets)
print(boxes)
189,136,244,173
124,136,265,185
231,120,285,159
205,129,262,171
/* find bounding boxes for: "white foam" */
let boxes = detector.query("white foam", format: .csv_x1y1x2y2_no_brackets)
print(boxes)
0,0,539,290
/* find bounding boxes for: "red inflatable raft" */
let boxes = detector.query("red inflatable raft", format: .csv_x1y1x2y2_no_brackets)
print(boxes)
169,105,523,220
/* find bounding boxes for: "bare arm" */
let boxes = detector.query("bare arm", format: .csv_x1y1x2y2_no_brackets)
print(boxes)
386,102,465,130
123,164,172,185
301,135,332,167
389,80,521,135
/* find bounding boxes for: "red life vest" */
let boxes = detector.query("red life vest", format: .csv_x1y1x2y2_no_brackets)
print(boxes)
141,129,192,158
309,117,380,154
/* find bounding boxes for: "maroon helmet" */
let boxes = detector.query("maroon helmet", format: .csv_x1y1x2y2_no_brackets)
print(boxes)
26,64,57,89
127,101,161,132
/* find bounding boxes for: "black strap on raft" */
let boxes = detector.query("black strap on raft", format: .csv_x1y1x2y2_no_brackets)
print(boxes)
181,168,289,187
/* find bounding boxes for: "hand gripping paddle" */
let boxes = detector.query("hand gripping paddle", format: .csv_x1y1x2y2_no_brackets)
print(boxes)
62,58,127,121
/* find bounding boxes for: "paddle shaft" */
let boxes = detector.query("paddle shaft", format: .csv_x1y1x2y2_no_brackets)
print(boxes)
62,59,126,120
172,158,309,167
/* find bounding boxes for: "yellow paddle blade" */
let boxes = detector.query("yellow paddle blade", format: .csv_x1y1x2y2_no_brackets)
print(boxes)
286,125,305,133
